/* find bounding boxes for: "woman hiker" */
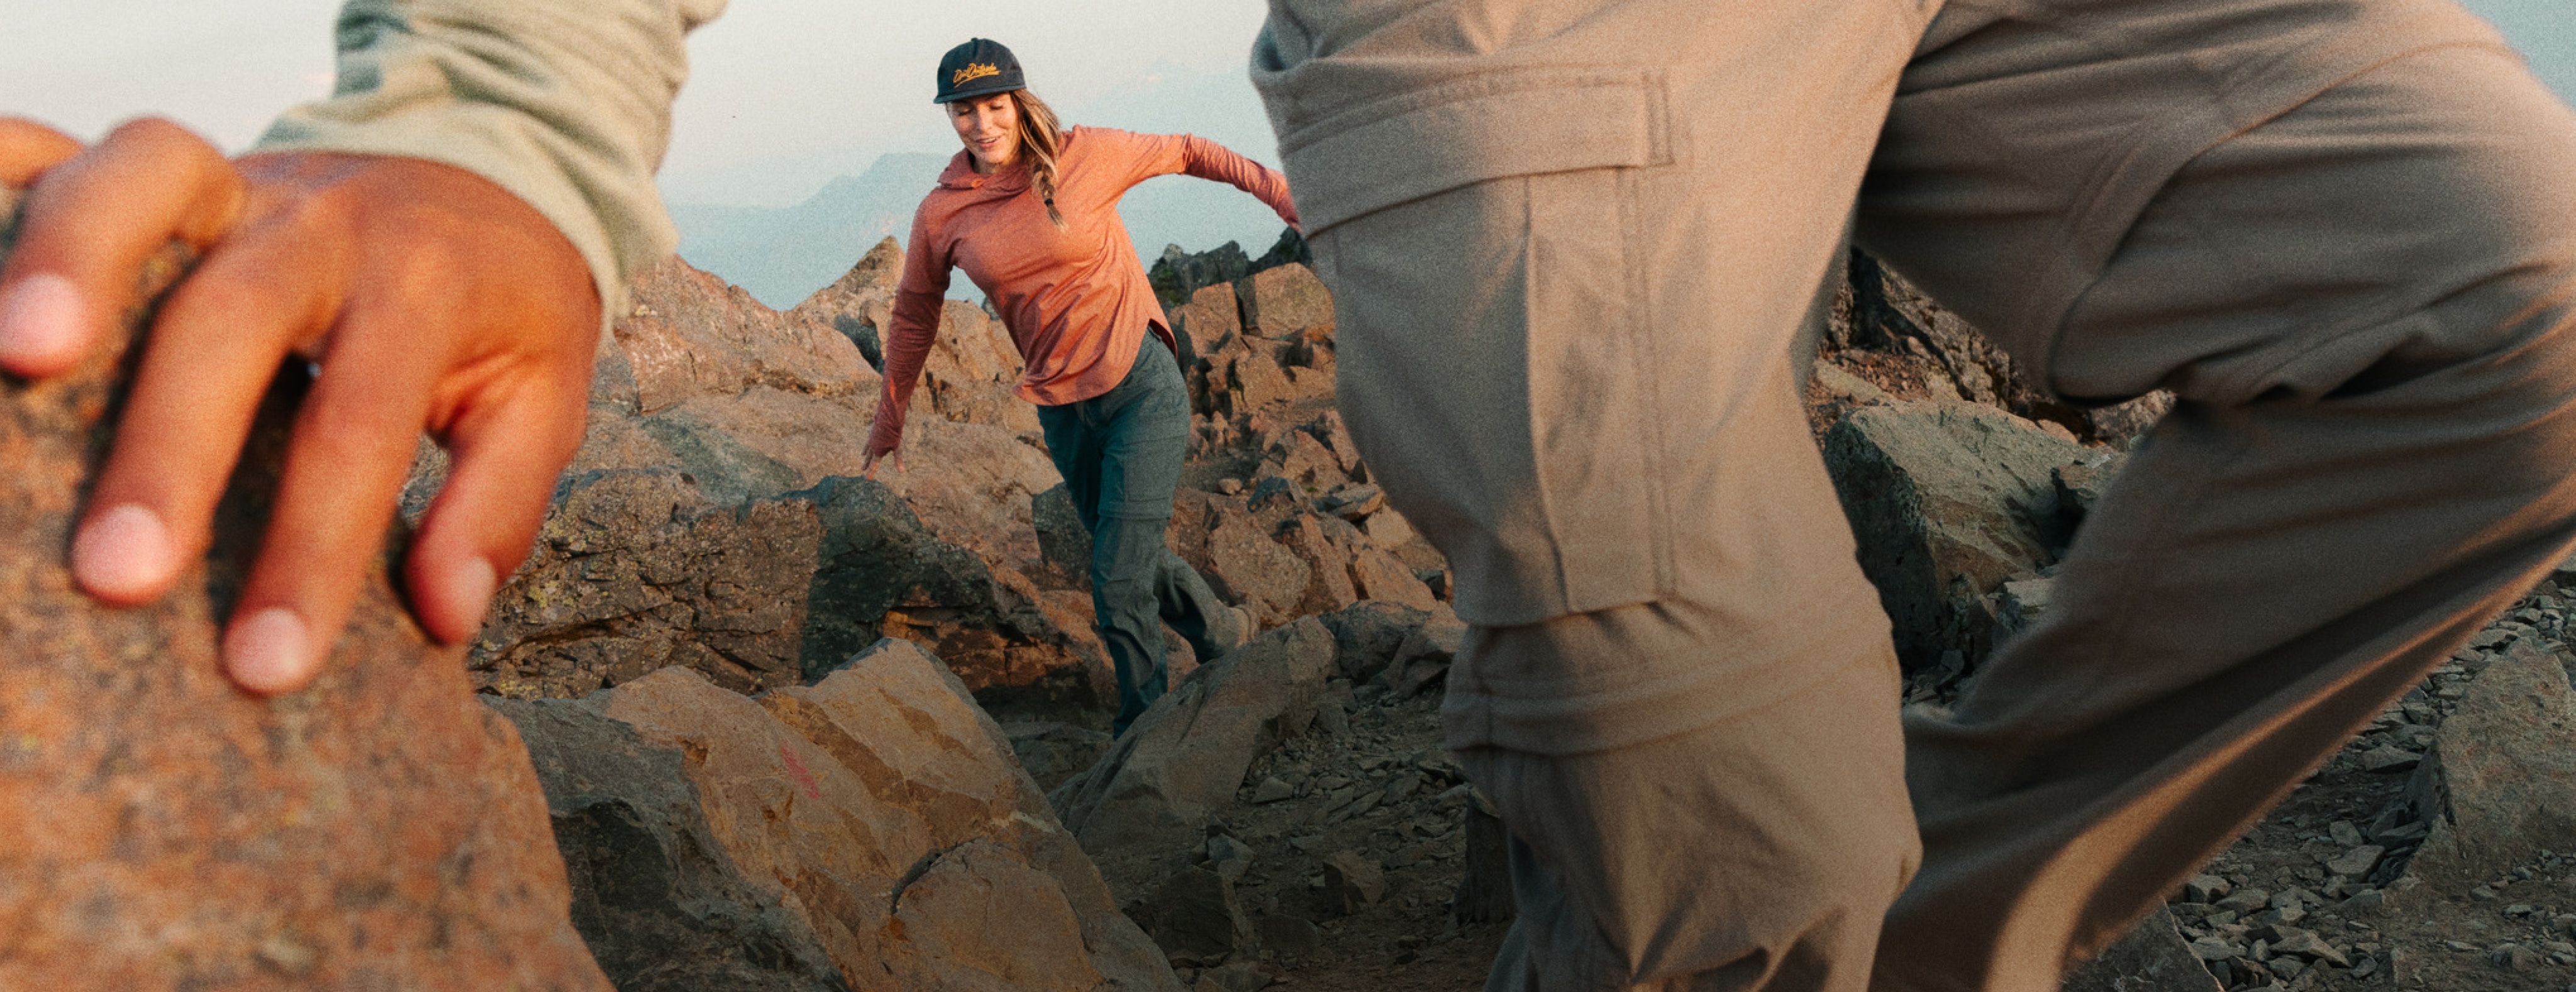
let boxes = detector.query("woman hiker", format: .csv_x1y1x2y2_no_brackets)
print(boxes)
863,38,1297,735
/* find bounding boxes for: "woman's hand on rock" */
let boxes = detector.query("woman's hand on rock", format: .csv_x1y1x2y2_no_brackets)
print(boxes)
0,118,598,697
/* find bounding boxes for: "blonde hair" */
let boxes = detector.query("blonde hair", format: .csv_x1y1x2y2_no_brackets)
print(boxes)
1009,89,1068,228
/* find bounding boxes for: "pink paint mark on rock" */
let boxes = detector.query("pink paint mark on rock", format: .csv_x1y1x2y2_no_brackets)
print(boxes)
780,743,824,800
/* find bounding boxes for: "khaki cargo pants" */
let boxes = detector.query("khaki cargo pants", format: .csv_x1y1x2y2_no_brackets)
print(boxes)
1250,0,2576,988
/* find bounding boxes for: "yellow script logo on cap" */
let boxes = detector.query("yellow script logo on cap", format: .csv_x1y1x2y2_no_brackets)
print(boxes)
952,63,1001,86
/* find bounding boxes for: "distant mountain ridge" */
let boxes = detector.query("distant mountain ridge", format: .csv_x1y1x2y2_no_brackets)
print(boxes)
669,152,948,310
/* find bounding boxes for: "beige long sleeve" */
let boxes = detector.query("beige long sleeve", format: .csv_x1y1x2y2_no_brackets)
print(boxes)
252,0,728,320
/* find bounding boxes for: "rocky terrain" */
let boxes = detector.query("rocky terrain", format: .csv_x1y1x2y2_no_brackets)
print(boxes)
9,174,2576,992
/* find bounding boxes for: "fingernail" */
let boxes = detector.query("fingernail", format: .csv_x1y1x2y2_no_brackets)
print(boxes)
225,608,313,694
72,503,179,601
439,557,499,640
0,274,86,370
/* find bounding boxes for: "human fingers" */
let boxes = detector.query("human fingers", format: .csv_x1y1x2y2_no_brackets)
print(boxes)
0,118,82,186
0,118,243,377
206,152,596,692
221,306,441,694
405,364,590,645
69,222,327,605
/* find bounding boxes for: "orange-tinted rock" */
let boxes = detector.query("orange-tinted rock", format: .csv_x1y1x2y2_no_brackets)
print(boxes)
1237,264,1335,340
496,641,1180,991
0,187,606,989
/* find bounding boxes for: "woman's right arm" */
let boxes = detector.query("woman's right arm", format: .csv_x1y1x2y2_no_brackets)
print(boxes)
864,203,950,471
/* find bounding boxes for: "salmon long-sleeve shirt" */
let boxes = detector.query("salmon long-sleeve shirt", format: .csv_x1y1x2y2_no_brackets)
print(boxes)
865,127,1301,457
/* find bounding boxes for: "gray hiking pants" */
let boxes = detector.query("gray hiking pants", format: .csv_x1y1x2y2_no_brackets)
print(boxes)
1250,0,2576,987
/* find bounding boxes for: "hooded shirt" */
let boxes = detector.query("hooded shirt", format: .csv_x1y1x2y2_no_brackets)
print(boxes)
867,126,1300,456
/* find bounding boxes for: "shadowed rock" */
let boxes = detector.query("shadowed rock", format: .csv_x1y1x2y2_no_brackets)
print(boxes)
1052,618,1336,901
0,187,607,988
493,639,1180,991
2402,641,2576,886
1822,399,2090,668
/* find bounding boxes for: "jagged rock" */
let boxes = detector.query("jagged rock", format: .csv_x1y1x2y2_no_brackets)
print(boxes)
616,255,867,415
1319,601,1435,684
1150,240,1254,310
2084,391,2174,449
2401,641,2576,886
1821,399,2092,667
1053,619,1337,900
1278,515,1362,618
1381,606,1467,698
1230,350,1296,415
1173,282,1242,369
785,240,1036,433
1318,851,1385,916
471,471,1110,718
1205,835,1257,882
1130,867,1255,961
497,640,1180,992
2053,452,2128,525
0,187,608,988
1363,507,1419,549
1238,264,1334,340
1008,721,1118,792
553,252,1065,583
786,236,904,368
1349,544,1438,612
1197,504,1313,626
2062,908,2221,991
1275,429,1347,492
490,696,848,990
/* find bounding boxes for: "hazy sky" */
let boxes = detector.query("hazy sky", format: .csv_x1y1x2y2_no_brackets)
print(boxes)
1,1,2567,196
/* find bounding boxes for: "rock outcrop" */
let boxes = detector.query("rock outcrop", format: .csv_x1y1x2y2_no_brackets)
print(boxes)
462,251,1107,719
1053,618,1338,900
494,639,1182,991
1821,399,2092,668
2400,640,2576,886
0,187,607,989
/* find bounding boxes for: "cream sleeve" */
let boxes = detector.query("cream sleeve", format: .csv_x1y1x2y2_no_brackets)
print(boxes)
252,0,728,321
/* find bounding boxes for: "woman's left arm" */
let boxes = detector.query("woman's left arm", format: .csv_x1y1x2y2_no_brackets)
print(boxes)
1130,132,1299,230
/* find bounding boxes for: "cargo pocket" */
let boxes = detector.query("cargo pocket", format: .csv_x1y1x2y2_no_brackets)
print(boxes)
1286,68,1677,624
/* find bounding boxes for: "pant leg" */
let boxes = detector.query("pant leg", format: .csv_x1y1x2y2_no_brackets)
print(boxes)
1039,337,1204,732
1253,1,1930,986
1461,615,1918,992
1857,4,2576,987
1155,549,1240,660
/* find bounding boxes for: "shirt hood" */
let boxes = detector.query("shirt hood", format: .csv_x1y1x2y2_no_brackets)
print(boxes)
936,148,1031,192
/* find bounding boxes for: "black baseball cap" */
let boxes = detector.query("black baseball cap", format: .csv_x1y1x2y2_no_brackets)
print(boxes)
935,38,1026,104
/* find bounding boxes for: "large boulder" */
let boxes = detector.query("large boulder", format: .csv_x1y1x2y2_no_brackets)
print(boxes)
1052,618,1337,900
472,470,1111,719
489,696,848,990
1192,503,1311,627
494,641,1182,992
2401,641,2576,886
1821,399,2092,667
0,189,607,988
616,255,869,415
786,240,1037,434
1236,263,1335,340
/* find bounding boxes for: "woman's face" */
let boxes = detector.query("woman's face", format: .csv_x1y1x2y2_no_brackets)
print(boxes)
948,93,1021,174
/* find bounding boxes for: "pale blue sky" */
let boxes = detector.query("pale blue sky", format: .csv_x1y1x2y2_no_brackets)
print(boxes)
0,1,2567,201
